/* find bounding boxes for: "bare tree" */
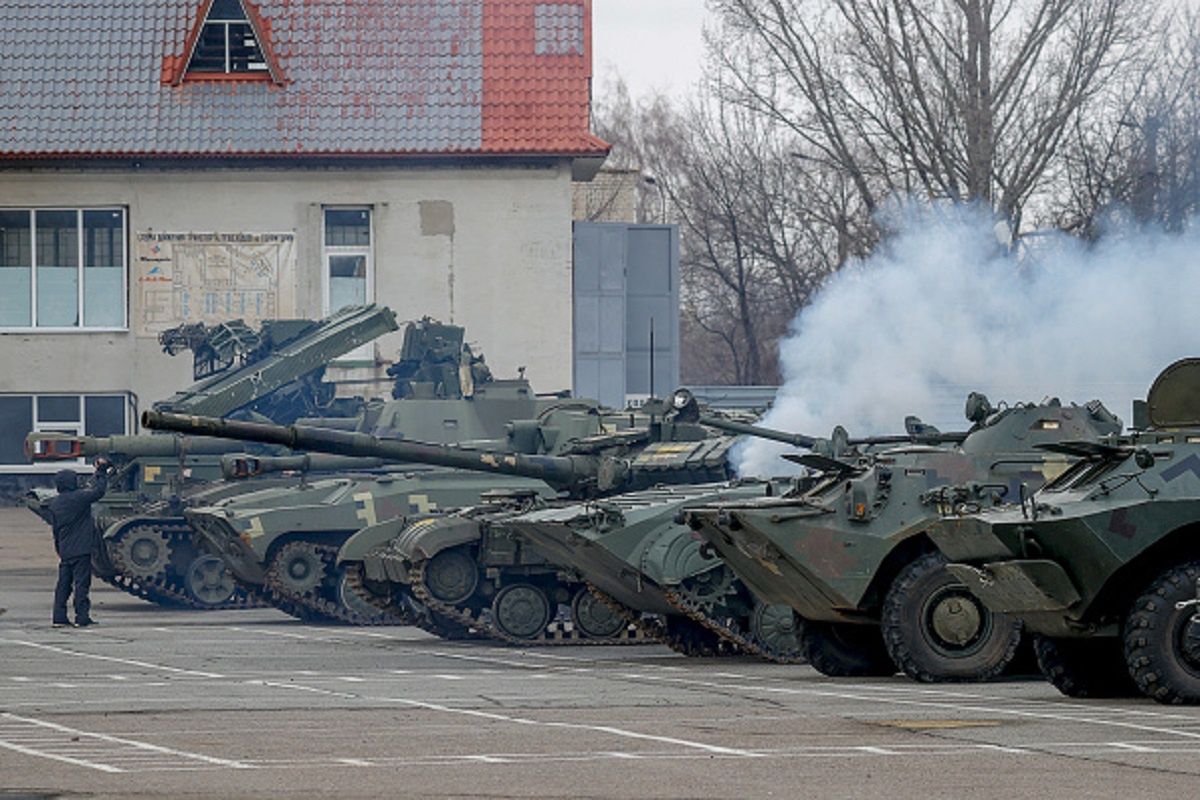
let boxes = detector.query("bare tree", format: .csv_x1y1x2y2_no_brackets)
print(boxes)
710,0,1158,232
1053,12,1200,236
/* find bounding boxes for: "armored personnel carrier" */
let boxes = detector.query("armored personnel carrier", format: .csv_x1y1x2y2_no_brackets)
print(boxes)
26,305,399,608
180,399,612,624
143,392,737,643
928,359,1200,703
681,391,1123,681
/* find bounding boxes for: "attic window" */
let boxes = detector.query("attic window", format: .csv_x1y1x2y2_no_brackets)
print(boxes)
188,0,268,74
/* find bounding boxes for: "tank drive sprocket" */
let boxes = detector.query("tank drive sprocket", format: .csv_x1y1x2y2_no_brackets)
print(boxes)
114,526,172,580
264,540,403,625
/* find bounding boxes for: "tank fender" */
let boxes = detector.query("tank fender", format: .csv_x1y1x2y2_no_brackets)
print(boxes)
392,515,483,562
640,525,711,586
336,516,412,565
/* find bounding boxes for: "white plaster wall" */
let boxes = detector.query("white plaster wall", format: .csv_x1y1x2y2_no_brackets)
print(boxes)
0,164,576,408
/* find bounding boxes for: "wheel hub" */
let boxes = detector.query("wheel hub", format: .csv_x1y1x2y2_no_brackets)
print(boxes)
928,590,985,648
184,554,236,607
424,549,478,604
751,603,801,657
571,589,624,638
272,543,325,595
679,565,736,612
493,584,551,639
116,528,172,578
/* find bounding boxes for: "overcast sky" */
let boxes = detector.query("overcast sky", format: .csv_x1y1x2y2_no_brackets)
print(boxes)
592,1,712,103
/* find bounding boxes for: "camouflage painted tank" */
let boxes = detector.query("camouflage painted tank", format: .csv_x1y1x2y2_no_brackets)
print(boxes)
180,399,615,624
143,392,737,644
681,392,1123,681
506,395,962,660
928,358,1200,703
507,480,798,657
24,304,398,609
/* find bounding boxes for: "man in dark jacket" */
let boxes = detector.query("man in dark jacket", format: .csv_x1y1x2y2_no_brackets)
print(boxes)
48,463,109,627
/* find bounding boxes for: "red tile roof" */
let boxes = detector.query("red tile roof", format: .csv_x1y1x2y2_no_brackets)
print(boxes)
0,0,610,161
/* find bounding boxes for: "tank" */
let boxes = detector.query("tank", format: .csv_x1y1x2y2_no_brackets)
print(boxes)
680,391,1123,681
179,399,614,625
144,393,739,642
927,358,1200,703
504,395,965,661
23,304,399,609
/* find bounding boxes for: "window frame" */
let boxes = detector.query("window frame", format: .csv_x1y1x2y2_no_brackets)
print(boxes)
0,206,129,333
321,206,375,363
0,392,132,473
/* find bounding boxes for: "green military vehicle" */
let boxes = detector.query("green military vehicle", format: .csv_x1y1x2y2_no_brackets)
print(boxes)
26,305,399,608
680,392,1123,681
928,358,1200,703
179,399,615,625
143,392,736,644
506,395,972,660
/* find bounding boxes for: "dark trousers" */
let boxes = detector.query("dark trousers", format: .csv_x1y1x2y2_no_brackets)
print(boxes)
53,554,92,623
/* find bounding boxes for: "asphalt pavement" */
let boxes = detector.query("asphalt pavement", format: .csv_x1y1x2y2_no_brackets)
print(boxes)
2,507,1200,799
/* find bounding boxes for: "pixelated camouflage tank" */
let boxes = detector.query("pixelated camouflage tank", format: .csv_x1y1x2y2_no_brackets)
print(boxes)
680,391,1122,681
505,392,971,661
927,358,1200,703
143,391,737,644
25,304,399,609
180,399,617,625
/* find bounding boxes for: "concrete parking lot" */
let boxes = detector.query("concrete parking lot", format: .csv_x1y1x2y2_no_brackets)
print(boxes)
3,507,1200,799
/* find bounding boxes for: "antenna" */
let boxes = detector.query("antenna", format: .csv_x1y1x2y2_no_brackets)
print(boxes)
649,316,656,399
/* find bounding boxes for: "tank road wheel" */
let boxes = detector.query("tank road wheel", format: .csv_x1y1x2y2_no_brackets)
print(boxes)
571,587,625,639
423,549,479,605
882,552,1022,682
1125,562,1200,704
336,568,391,624
116,527,172,579
183,554,237,608
492,584,552,640
1034,636,1138,698
801,621,895,677
751,602,804,661
273,541,325,596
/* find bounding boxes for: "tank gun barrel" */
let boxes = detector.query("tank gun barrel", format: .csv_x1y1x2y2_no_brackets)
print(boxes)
25,432,264,463
697,414,818,449
144,411,594,490
847,432,970,447
220,453,388,480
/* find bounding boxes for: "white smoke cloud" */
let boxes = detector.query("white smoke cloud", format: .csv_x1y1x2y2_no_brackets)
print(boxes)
737,202,1200,477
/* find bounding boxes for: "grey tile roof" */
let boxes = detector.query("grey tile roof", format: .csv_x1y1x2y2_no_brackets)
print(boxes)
0,0,606,158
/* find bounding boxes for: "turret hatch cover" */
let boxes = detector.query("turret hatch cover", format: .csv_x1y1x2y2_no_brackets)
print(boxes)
1147,358,1200,428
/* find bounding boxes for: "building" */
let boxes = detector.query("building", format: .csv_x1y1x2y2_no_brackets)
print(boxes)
0,0,608,475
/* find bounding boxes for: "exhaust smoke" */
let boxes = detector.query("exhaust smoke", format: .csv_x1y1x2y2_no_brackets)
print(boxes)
737,204,1200,476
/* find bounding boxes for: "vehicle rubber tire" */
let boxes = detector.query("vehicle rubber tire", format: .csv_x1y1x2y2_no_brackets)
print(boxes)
1125,561,1200,704
882,552,1022,682
1033,635,1139,698
801,621,896,677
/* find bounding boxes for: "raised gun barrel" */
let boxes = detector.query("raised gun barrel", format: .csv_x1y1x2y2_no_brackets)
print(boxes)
220,453,389,480
144,410,597,491
696,414,820,449
25,432,262,463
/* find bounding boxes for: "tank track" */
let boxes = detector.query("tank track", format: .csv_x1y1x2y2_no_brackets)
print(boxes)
106,523,266,610
408,559,652,647
586,583,665,641
341,563,415,624
262,540,406,626
663,587,802,663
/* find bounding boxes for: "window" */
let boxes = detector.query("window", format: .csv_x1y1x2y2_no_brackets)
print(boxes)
0,394,129,470
322,208,374,361
187,0,268,75
0,208,127,330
